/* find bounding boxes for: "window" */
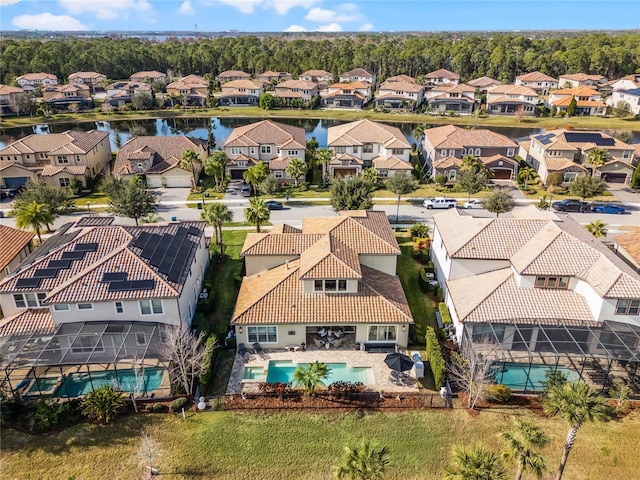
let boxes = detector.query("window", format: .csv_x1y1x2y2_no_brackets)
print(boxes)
325,280,337,291
287,150,297,156
274,170,283,178
461,148,466,155
378,169,388,178
75,155,80,162
314,279,347,292
363,144,373,153
563,172,578,182
338,280,347,291
13,293,44,308
474,148,481,156
440,149,447,157
534,276,569,289
140,299,163,315
247,326,277,343
615,299,640,315
54,304,70,311
352,146,359,154
231,147,241,155
237,161,247,168
135,332,147,345
507,148,515,157
368,325,398,341
622,151,631,159
71,335,104,354
59,178,70,188
115,301,124,314
260,145,272,154
58,155,69,164
335,146,347,154
448,149,456,156
447,170,457,181
392,149,404,155
77,303,93,310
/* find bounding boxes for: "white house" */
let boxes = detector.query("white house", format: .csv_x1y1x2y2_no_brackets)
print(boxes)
546,87,606,116
485,84,538,116
339,68,376,87
375,80,425,110
425,84,475,114
218,80,264,107
16,73,58,92
558,73,608,89
610,88,640,116
424,69,460,86
515,71,558,95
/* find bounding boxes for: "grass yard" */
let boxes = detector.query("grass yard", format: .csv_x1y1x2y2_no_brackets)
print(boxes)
2,407,639,480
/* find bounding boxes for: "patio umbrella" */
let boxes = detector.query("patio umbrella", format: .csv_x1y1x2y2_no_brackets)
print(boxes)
384,352,414,372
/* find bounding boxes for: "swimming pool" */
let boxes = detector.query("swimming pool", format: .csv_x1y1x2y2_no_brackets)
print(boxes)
56,367,165,397
26,377,60,395
243,366,265,380
263,361,373,385
493,363,580,392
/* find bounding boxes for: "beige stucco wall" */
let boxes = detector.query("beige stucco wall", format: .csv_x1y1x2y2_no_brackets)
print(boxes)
48,298,181,326
0,244,33,281
244,255,298,276
147,168,193,188
359,255,397,276
449,258,511,280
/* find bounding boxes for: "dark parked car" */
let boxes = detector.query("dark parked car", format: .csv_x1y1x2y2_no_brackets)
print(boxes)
240,184,251,197
0,187,18,199
591,203,626,215
265,200,284,210
552,199,590,212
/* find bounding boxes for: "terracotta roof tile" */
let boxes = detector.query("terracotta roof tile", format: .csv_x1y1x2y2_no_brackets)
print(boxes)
0,308,55,337
425,69,460,80
468,76,501,88
516,71,557,82
615,231,640,264
423,125,517,150
0,130,108,157
0,225,34,271
299,235,361,280
241,233,322,256
373,156,413,170
224,120,306,151
217,70,251,78
328,120,410,150
114,136,205,175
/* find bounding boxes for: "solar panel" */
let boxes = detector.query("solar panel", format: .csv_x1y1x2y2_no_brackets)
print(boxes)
75,243,98,252
101,272,128,282
16,277,43,289
47,259,72,269
132,231,152,249
564,132,616,146
34,268,59,278
140,234,162,259
130,279,155,290
149,241,170,267
62,251,86,260
108,281,131,292
187,226,200,236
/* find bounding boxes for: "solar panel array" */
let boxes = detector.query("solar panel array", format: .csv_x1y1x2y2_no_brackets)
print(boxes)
62,251,86,260
535,133,555,145
16,277,43,289
33,268,59,278
132,226,197,284
75,242,98,252
564,132,615,146
47,259,72,269
101,272,128,282
107,279,155,292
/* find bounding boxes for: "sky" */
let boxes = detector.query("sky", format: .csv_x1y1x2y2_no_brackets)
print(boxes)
0,0,638,33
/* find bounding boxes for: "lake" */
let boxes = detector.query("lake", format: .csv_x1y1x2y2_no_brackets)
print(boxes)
1,117,638,151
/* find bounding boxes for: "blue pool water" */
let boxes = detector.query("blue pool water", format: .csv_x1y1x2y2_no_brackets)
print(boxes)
57,367,165,397
264,361,373,385
26,377,60,394
494,363,580,391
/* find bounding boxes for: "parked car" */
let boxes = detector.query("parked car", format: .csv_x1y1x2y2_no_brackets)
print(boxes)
240,184,251,197
552,199,590,213
423,197,458,209
0,187,18,199
265,200,284,210
461,199,483,209
591,203,626,215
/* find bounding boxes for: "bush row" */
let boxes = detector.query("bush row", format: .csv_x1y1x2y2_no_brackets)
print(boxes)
438,303,452,326
426,326,446,389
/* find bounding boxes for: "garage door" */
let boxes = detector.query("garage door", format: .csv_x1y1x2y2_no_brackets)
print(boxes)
602,173,627,183
492,169,512,180
334,169,357,177
4,177,29,188
230,169,245,180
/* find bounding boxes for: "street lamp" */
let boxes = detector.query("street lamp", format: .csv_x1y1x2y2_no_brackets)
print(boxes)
86,201,91,215
199,179,205,206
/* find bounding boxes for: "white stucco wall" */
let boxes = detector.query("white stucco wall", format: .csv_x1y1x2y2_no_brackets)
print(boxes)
359,255,397,276
244,255,298,276
449,258,511,280
49,298,181,326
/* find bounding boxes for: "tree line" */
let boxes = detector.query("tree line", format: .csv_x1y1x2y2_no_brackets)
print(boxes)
2,32,640,86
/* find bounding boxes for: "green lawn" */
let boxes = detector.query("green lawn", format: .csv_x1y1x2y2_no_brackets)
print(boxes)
2,408,639,480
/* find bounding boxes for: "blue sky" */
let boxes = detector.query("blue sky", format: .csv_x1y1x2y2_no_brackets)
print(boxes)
0,1,638,32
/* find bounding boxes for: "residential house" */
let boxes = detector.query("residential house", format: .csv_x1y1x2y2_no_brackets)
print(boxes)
0,130,110,188
518,129,635,184
339,68,376,87
614,231,640,273
322,82,372,109
0,225,34,282
515,71,558,95
385,74,416,84
273,79,318,106
16,73,58,92
258,71,292,86
467,76,501,94
424,69,460,86
558,73,608,89
232,210,413,350
223,120,306,180
610,88,640,116
166,74,208,106
0,84,24,116
113,136,207,188
42,84,92,111
327,119,412,178
67,72,107,92
105,81,152,108
546,87,606,116
218,80,264,107
216,70,251,84
425,83,475,114
609,74,640,92
430,206,640,377
422,125,519,181
485,84,538,116
299,70,333,84
129,71,167,85
374,80,424,110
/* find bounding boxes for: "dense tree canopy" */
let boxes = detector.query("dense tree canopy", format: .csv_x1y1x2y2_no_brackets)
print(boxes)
2,32,639,85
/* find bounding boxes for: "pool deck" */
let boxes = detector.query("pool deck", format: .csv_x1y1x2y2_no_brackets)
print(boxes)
227,349,420,394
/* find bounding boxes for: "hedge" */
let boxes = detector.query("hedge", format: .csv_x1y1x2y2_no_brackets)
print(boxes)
426,326,446,388
192,312,211,337
418,268,431,293
438,303,452,326
199,335,218,395
170,397,188,412
436,287,444,302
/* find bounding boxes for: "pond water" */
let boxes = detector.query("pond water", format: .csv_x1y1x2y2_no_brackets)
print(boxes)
1,116,637,150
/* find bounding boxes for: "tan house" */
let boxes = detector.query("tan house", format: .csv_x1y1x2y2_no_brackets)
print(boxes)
422,125,518,181
424,69,460,86
274,79,318,104
166,74,208,106
515,71,558,95
339,68,376,87
42,84,92,111
375,80,424,110
385,74,416,84
518,129,635,184
0,84,24,115
546,86,606,116
67,71,107,91
0,130,110,188
218,80,264,107
129,71,167,84
113,136,206,188
232,210,413,350
327,119,412,178
322,82,372,109
614,231,640,273
16,73,58,92
468,76,501,93
0,225,35,282
258,71,292,85
299,69,333,84
105,81,152,107
223,120,306,180
558,73,608,89
485,84,538,116
216,70,251,84
425,83,475,114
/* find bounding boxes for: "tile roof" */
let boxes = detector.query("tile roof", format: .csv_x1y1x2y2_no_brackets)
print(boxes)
41,165,87,177
385,74,416,83
221,79,263,90
378,80,424,93
17,73,57,81
300,70,332,77
113,136,205,175
552,97,605,108
615,231,640,264
75,216,115,227
217,70,251,78
224,119,306,150
425,69,460,80
269,224,301,234
275,79,317,90
516,71,557,82
298,235,362,280
373,156,413,170
0,130,109,157
68,71,105,80
559,73,607,82
0,308,55,337
423,125,517,150
0,225,34,271
486,84,538,97
342,68,374,77
0,84,24,95
328,119,410,150
550,86,600,97
130,71,166,80
166,74,208,90
468,76,501,88
241,233,323,256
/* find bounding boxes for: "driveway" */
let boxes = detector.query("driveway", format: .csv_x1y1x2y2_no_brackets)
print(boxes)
152,187,191,203
606,183,640,206
223,180,245,201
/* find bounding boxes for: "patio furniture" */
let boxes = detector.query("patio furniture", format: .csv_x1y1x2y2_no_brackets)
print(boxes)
253,342,267,358
384,352,414,372
313,337,324,348
318,328,327,337
285,345,301,352
334,338,343,348
238,343,249,357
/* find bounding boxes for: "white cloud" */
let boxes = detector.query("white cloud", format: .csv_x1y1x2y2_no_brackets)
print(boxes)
218,0,263,14
180,0,195,14
305,4,361,23
12,12,87,30
268,0,317,15
358,22,373,32
58,0,151,20
1,0,23,6
317,22,342,32
284,24,307,32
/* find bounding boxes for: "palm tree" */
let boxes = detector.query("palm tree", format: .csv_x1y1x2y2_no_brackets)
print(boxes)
333,440,391,480
204,150,228,188
139,212,165,224
292,361,331,396
501,417,549,480
14,200,54,243
518,167,539,188
361,167,378,184
444,444,508,480
585,220,608,238
285,157,306,187
180,149,202,190
202,203,232,255
243,161,269,195
461,154,483,173
316,148,334,184
543,381,612,480
244,197,270,233
412,123,425,143
587,148,608,178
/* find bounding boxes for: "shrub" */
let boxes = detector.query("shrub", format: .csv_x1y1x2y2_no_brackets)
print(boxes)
81,385,126,424
328,381,365,397
435,174,448,186
418,267,431,293
436,287,444,302
151,402,167,413
410,223,431,239
258,382,290,395
199,335,218,395
170,397,188,412
486,384,512,403
192,312,211,337
546,171,564,187
426,326,446,388
438,302,452,326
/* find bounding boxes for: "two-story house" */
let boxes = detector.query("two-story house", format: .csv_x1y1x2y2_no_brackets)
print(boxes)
0,130,110,188
425,84,476,115
67,72,107,92
424,69,460,87
327,119,412,178
515,71,558,95
339,68,376,87
467,76,501,94
299,70,333,84
485,84,538,116
223,120,306,180
16,73,58,92
422,125,519,181
218,80,264,107
274,79,318,105
547,87,606,116
608,74,640,92
216,70,251,84
375,79,425,110
165,74,208,106
558,73,608,89
0,84,24,116
113,136,207,188
322,82,372,109
258,71,292,87
129,71,167,85
610,88,640,116
518,129,636,184
105,81,152,108
42,84,92,111
232,210,413,351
